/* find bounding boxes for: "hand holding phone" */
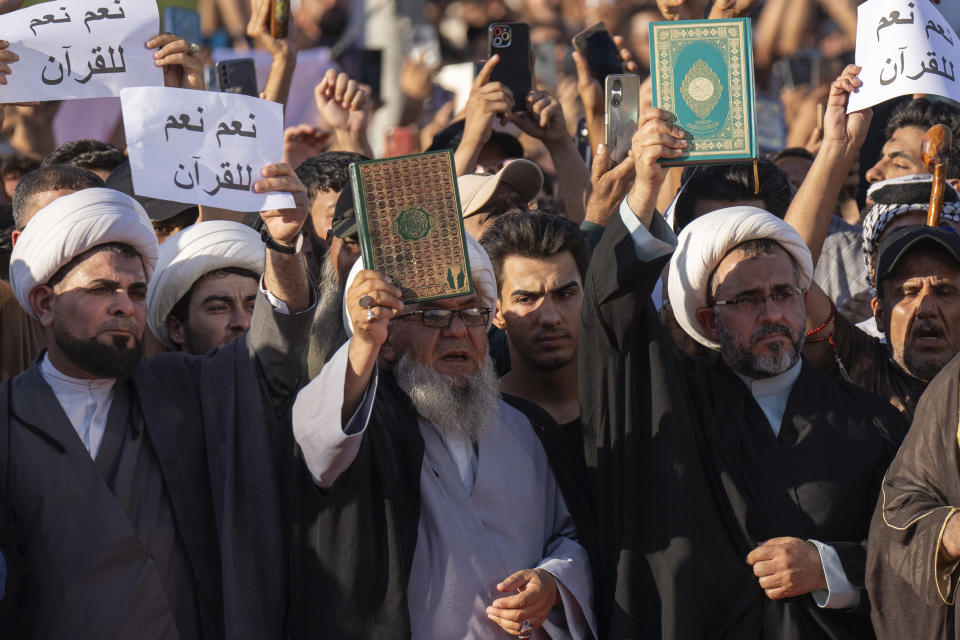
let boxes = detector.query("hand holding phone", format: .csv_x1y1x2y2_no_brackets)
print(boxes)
487,23,532,111
605,74,640,164
211,58,259,96
573,23,625,83
460,57,515,156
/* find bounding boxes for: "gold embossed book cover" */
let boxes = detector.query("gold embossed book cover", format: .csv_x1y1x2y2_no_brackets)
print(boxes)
350,150,474,303
649,18,758,166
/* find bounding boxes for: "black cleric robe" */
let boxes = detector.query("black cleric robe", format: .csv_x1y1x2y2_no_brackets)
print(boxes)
287,376,598,640
0,290,311,639
580,214,906,639
867,352,960,640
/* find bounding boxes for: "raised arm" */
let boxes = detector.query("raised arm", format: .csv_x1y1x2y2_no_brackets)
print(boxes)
247,0,298,110
455,56,514,176
782,65,871,356
510,89,590,223
257,162,312,312
314,69,373,157
291,270,403,486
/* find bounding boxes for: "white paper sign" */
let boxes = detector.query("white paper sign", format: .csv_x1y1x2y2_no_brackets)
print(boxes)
849,0,960,111
121,87,295,212
0,0,162,103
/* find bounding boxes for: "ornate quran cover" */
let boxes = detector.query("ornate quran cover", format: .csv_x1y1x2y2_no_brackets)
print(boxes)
649,18,758,166
350,150,474,303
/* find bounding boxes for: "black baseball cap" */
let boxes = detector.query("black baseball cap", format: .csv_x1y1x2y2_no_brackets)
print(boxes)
875,224,960,285
106,160,198,222
331,188,357,239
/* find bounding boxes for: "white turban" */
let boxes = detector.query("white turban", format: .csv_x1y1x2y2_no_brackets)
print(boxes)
342,233,497,337
147,220,265,348
667,206,814,350
9,187,159,320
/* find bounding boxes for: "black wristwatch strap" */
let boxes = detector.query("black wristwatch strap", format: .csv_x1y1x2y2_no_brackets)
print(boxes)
260,225,302,254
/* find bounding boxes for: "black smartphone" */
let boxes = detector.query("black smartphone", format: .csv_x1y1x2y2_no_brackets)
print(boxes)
212,59,259,96
359,49,383,101
488,23,532,111
163,7,201,46
573,23,625,83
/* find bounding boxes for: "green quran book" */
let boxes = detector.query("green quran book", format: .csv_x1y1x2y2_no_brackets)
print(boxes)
649,18,758,166
350,150,473,304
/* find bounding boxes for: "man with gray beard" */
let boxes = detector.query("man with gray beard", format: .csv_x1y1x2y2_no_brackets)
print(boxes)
288,236,597,640
582,109,906,640
308,188,362,374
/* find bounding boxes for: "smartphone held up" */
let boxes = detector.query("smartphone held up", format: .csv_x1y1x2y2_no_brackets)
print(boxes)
605,74,640,164
487,23,532,111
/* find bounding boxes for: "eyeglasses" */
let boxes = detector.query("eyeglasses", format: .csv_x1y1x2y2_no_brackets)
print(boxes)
712,288,803,311
393,307,492,328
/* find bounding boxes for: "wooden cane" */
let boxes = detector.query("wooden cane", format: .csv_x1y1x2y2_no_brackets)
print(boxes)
921,124,952,227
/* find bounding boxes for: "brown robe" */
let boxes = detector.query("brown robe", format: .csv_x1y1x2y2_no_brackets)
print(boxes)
0,280,45,382
867,352,960,639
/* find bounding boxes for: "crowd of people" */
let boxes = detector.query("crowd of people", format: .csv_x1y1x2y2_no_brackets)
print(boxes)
3,0,960,638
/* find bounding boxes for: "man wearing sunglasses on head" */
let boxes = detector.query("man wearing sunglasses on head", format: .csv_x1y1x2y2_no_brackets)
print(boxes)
288,235,597,639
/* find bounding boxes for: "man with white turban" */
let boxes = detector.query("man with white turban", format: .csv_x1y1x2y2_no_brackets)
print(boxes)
288,234,597,639
0,166,314,640
580,107,905,640
147,220,265,355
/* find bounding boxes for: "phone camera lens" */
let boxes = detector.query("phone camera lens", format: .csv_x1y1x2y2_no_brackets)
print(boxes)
613,79,622,91
612,95,621,108
493,27,501,35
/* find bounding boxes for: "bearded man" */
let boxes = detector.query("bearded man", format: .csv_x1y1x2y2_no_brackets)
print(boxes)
582,108,905,639
288,236,597,639
0,170,313,639
307,187,363,374
783,65,960,423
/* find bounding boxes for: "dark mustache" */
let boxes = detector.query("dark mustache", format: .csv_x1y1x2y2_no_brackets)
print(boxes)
98,319,139,334
912,323,945,339
750,323,792,344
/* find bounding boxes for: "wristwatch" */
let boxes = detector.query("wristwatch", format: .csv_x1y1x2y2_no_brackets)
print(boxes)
260,225,303,254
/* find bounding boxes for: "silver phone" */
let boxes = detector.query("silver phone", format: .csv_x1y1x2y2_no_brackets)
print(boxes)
605,74,640,164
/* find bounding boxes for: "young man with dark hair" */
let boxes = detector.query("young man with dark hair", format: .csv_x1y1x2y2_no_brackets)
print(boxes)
865,97,960,189
146,221,266,356
41,139,127,181
481,211,590,426
672,158,793,232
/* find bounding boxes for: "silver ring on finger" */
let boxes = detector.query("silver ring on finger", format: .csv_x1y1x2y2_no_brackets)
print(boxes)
366,309,378,321
358,294,374,309
519,619,534,638
187,43,200,56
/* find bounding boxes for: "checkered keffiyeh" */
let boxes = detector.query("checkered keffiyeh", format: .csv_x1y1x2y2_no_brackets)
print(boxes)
861,174,960,282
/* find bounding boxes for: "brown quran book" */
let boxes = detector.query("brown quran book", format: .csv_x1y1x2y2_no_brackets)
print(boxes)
350,150,473,303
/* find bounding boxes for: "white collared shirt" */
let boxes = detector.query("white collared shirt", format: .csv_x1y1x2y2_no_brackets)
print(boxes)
40,353,116,458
